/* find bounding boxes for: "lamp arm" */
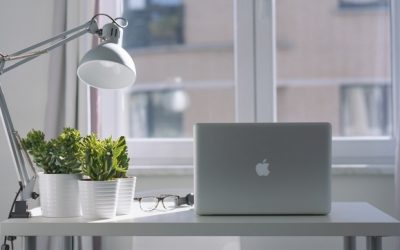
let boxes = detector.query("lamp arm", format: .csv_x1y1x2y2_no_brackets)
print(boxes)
0,19,99,201
0,86,28,187
2,29,90,74
0,20,98,75
9,21,92,58
0,85,38,201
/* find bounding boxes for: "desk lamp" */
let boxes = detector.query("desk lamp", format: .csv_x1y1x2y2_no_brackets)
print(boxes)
0,13,136,218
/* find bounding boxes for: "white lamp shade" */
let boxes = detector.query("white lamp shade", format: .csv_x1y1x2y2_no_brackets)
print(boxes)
77,43,136,89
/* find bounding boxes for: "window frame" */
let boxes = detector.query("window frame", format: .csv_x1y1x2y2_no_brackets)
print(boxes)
100,0,398,168
339,0,389,10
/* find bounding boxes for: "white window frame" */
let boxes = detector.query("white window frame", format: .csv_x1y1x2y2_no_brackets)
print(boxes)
100,0,398,168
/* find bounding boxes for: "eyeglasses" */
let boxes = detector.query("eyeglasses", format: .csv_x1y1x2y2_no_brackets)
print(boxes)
134,193,194,211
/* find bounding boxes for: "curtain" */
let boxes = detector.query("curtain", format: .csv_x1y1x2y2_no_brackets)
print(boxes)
395,0,400,236
395,88,400,246
394,1,400,249
44,0,97,138
40,0,97,249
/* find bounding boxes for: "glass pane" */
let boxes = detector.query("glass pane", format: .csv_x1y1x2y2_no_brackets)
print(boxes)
162,195,178,209
276,0,392,137
140,197,159,211
123,0,234,138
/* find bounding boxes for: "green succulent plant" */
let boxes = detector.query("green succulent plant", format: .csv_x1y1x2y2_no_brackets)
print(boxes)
112,136,129,178
81,134,130,181
21,128,82,174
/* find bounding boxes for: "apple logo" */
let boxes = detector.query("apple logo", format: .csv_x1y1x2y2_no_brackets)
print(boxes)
255,159,270,176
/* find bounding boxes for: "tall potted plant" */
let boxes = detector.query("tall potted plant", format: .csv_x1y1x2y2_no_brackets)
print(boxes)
79,134,124,219
21,128,82,217
112,136,136,215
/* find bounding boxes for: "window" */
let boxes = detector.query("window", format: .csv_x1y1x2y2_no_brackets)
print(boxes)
272,0,395,165
123,0,184,48
100,0,235,165
100,0,398,168
340,84,392,136
116,0,235,142
129,88,185,138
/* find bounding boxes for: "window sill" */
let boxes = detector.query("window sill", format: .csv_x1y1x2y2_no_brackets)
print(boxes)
128,165,194,176
331,165,394,176
128,165,394,177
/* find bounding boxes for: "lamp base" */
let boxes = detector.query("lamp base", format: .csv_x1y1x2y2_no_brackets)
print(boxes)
9,201,30,218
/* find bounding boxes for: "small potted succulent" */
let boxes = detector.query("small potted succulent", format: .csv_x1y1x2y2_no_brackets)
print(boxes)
21,128,82,217
112,136,136,215
79,134,130,219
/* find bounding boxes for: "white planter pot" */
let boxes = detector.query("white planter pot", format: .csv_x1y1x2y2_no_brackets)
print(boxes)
78,180,119,219
38,173,81,218
116,177,137,215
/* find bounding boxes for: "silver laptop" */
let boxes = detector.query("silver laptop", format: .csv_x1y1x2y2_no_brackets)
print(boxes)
194,123,331,215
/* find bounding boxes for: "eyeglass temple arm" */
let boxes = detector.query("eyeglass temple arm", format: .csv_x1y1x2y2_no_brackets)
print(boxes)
177,193,194,206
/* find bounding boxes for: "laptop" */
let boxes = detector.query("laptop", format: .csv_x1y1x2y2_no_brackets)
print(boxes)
194,123,331,215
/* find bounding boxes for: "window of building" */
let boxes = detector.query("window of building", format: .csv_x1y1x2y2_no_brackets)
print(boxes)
123,0,184,48
340,85,392,137
129,88,186,138
339,0,389,9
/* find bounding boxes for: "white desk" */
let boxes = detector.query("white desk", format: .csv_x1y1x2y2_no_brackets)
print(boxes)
1,202,399,250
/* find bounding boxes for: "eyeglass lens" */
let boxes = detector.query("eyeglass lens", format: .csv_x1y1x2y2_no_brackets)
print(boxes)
139,197,159,211
162,196,178,210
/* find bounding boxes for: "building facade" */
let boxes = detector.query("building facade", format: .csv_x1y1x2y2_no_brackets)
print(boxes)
122,0,391,138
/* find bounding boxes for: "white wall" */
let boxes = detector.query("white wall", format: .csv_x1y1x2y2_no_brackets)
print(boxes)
0,0,53,221
0,2,397,250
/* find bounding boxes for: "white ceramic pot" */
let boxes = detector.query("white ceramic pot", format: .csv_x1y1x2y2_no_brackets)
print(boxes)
116,177,137,215
78,180,119,219
38,173,81,217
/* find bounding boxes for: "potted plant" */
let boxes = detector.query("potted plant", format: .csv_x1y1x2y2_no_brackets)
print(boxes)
112,136,136,215
21,128,82,217
79,134,125,219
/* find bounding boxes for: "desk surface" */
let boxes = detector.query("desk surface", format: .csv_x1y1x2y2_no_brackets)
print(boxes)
1,202,399,237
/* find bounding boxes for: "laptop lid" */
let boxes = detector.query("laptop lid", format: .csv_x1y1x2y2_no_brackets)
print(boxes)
194,123,331,215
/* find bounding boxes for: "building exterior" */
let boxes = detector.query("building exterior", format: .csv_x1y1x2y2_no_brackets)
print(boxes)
122,0,391,138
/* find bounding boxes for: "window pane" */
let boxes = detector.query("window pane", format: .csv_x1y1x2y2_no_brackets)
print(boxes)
276,0,392,137
122,0,234,138
340,85,391,136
